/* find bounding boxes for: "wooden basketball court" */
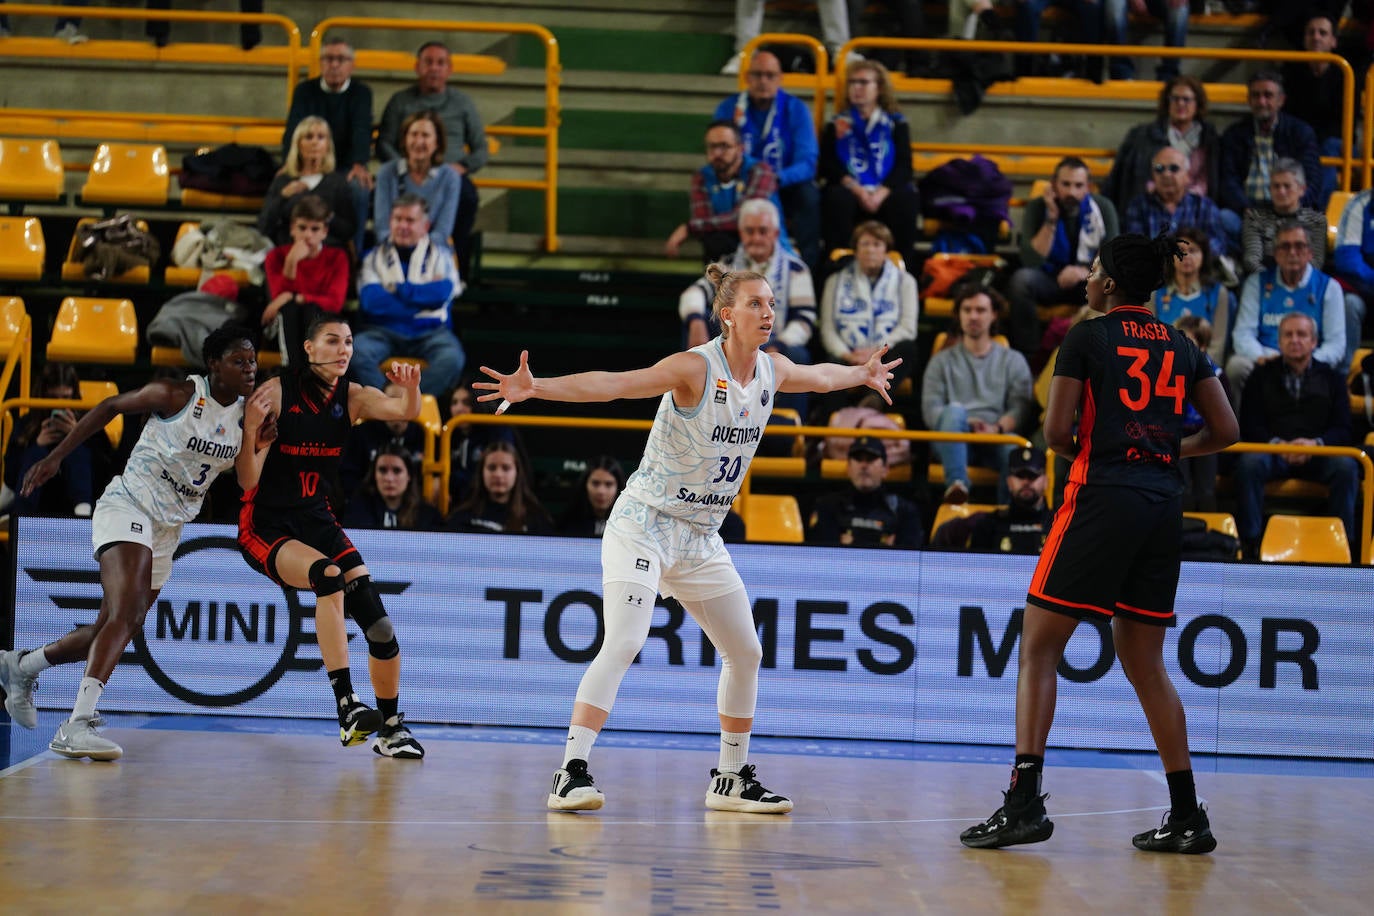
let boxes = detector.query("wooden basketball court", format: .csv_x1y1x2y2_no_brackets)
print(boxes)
1,716,1369,913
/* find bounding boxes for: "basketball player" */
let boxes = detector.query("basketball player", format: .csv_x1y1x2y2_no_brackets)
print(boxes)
959,234,1238,854
476,262,901,814
1,326,261,760
236,315,425,759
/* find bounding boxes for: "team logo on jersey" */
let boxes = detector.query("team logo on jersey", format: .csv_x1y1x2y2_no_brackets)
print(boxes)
131,522,143,533
761,389,770,406
332,404,344,418
635,558,650,571
214,423,226,437
193,397,206,419
738,407,750,420
716,378,729,390
288,405,303,414
715,389,728,404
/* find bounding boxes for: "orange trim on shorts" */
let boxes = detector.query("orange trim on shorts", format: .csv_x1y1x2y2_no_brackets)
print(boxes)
1029,479,1080,595
1115,600,1174,619
1028,589,1115,618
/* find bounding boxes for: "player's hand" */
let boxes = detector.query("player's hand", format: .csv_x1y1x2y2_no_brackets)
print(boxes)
19,454,60,496
384,360,422,391
476,350,535,408
862,343,901,406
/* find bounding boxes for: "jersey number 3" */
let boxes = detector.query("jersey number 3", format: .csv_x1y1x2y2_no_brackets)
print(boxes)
1117,346,1185,414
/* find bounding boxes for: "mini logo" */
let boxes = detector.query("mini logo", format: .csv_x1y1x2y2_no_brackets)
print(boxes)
214,423,226,437
635,558,650,571
131,522,144,533
192,396,205,419
714,390,727,405
288,405,303,414
331,404,344,418
761,389,769,406
738,407,749,420
626,594,643,605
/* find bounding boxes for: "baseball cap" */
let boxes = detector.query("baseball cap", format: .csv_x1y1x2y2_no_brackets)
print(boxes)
848,436,887,461
1007,446,1046,476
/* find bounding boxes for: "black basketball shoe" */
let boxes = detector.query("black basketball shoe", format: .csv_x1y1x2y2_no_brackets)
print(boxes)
960,792,1054,849
1132,806,1217,854
338,694,382,747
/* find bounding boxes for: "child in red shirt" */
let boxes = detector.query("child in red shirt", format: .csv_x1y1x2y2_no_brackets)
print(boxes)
263,194,350,365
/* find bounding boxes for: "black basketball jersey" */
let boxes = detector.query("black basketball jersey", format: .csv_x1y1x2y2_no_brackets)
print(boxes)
254,371,351,507
1054,304,1214,496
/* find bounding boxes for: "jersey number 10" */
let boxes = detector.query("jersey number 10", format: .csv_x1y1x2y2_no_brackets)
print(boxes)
1116,346,1185,415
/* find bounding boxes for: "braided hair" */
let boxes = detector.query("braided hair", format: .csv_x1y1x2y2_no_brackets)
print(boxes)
1099,232,1185,305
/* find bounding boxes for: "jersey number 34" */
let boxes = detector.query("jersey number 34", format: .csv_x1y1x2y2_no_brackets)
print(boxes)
1117,346,1185,414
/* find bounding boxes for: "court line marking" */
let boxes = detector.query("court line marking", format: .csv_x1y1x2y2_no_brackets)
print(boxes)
0,751,52,779
0,806,1172,827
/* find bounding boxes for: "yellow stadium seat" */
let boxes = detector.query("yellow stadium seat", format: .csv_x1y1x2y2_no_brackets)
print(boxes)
0,296,28,355
150,344,280,371
80,143,170,207
61,217,154,284
45,297,137,365
76,380,123,449
381,356,428,375
163,223,254,288
0,137,65,206
744,494,804,544
921,253,1006,319
1259,515,1351,564
769,406,805,457
418,393,442,439
1349,347,1371,419
0,216,44,280
1184,511,1239,538
930,501,999,540
1327,190,1352,252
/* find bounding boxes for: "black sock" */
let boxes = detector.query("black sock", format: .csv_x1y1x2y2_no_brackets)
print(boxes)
328,668,354,706
1008,754,1044,803
378,696,399,723
1165,769,1198,820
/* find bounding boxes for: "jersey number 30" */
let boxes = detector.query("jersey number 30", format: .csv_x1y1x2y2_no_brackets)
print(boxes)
712,456,743,483
1117,346,1185,414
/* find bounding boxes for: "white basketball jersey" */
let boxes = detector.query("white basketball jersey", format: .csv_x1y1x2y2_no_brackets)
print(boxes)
621,339,775,529
107,375,244,524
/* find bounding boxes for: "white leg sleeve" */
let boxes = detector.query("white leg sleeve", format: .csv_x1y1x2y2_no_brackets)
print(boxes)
573,581,658,714
683,588,763,720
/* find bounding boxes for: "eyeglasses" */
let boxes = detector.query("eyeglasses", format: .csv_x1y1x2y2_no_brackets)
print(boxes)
1276,241,1310,251
706,141,737,152
321,54,353,63
746,70,782,80
1153,163,1183,174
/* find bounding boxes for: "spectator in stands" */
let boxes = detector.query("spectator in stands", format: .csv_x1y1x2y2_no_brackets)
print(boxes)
1233,310,1359,557
339,381,427,499
443,379,519,505
445,440,553,535
818,220,919,393
922,282,1035,504
378,40,487,276
1280,14,1346,208
819,60,919,267
1333,187,1374,330
353,194,465,398
258,116,355,250
341,444,442,532
263,195,349,366
1258,0,1349,55
720,0,856,75
4,363,105,518
1151,226,1229,365
1103,76,1221,215
1103,0,1189,81
1173,314,1226,512
1241,158,1328,276
713,50,821,270
145,1,262,50
1007,156,1119,355
1123,146,1226,260
665,121,785,263
1219,71,1324,247
0,0,87,42
1226,221,1349,399
805,435,923,549
678,199,815,417
930,445,1053,553
557,456,627,538
282,36,374,256
1011,1,1108,78
375,110,462,249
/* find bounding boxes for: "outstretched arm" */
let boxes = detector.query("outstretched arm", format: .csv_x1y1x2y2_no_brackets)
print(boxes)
350,361,421,423
771,344,900,404
20,379,190,497
476,350,708,412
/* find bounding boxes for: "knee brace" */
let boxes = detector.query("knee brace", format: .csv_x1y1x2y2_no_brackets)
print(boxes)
308,559,345,598
345,576,399,660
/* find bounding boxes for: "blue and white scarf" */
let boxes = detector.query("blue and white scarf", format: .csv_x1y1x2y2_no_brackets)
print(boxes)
1045,194,1106,273
732,92,786,175
701,154,763,216
832,260,902,350
836,107,898,188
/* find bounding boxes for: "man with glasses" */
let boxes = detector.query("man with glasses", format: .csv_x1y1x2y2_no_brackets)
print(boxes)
283,37,375,255
1219,71,1324,230
714,51,820,270
665,121,785,263
1124,146,1226,259
806,436,923,549
931,446,1053,554
1227,221,1348,402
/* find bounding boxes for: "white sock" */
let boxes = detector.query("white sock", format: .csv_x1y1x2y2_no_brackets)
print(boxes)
70,676,104,722
719,730,750,773
563,724,598,767
19,647,53,676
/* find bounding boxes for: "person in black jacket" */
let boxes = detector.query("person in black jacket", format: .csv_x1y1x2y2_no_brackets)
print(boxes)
341,444,441,532
557,456,626,538
930,446,1053,553
1233,310,1359,556
806,435,922,548
445,440,553,534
